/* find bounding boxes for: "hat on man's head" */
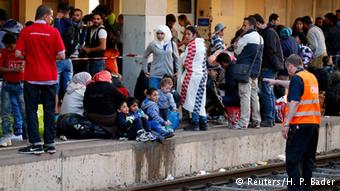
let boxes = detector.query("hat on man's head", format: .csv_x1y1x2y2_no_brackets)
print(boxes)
214,23,226,34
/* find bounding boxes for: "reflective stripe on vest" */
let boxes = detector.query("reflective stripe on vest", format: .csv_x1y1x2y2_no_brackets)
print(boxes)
294,111,321,117
289,70,321,125
299,99,319,105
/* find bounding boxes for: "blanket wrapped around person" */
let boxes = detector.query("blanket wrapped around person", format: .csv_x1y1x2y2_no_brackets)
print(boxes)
177,37,207,117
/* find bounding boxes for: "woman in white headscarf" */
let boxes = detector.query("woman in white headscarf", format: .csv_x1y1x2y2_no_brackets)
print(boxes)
143,25,180,89
60,72,92,116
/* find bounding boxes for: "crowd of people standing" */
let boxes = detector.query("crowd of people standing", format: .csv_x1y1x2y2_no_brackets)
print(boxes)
0,4,339,162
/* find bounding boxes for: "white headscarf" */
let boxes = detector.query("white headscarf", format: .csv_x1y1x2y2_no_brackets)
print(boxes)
66,72,92,94
153,25,172,49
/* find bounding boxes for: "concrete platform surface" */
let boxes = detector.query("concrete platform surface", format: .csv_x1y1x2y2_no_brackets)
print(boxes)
0,117,339,191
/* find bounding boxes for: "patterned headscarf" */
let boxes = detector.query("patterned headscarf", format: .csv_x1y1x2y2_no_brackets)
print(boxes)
66,72,92,94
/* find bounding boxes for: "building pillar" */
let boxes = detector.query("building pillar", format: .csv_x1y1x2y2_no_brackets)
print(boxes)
18,0,42,23
122,0,167,95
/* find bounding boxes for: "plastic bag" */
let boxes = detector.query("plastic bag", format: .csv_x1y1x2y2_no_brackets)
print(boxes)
167,111,180,130
225,106,240,126
275,96,287,123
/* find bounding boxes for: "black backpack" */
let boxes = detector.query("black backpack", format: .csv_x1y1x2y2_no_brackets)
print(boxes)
61,19,80,57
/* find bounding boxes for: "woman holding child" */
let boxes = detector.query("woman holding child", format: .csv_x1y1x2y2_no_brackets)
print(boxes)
143,25,180,89
178,26,208,131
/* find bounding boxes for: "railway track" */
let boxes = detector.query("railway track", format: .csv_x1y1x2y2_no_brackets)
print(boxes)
124,152,340,191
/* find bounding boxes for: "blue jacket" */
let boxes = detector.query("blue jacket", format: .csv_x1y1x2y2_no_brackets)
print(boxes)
116,112,134,128
54,17,73,35
234,29,264,78
116,112,132,136
141,98,166,125
280,37,299,58
157,89,176,110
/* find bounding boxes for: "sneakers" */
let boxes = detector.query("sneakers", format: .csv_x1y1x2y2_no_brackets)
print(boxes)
0,136,12,147
216,116,228,124
136,130,149,142
18,145,56,155
11,134,23,141
184,122,199,131
18,145,44,155
207,115,219,120
150,131,165,143
119,137,128,141
145,132,157,141
248,121,260,129
163,131,175,139
260,120,274,128
43,145,56,154
199,121,208,131
233,123,246,129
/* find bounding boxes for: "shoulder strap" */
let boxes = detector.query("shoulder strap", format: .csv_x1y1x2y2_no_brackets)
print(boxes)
248,36,262,72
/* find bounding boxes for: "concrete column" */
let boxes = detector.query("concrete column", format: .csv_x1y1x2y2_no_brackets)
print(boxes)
18,0,42,23
122,0,167,95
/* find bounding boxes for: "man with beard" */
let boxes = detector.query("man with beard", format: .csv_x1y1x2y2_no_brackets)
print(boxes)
80,12,107,76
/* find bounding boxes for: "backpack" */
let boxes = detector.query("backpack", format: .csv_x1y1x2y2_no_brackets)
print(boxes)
61,19,80,57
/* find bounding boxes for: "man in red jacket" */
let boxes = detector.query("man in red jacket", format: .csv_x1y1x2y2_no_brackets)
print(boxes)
16,5,65,154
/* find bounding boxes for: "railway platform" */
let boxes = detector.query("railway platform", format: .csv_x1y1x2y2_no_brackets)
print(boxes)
0,116,339,191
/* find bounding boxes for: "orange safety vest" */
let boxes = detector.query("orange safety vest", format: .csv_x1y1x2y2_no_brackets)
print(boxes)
286,70,321,125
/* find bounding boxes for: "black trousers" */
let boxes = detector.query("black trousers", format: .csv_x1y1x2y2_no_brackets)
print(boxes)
24,82,56,145
286,124,319,191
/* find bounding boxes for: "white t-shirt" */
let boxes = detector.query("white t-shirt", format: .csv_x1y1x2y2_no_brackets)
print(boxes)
98,28,107,39
90,26,107,40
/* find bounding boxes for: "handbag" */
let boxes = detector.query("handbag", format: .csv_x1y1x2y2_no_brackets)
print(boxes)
231,38,262,83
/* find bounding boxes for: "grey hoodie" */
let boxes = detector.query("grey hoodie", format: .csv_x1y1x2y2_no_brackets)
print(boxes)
143,41,180,78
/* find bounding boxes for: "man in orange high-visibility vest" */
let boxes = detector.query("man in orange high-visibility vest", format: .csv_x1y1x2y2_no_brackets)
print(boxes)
264,54,320,191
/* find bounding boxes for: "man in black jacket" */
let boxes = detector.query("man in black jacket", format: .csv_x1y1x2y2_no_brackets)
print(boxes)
253,13,284,127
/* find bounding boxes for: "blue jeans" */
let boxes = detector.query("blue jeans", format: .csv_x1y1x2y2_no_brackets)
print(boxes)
1,82,26,136
57,59,73,94
24,82,56,146
191,112,207,125
149,77,161,89
89,59,104,76
148,120,169,136
260,69,277,122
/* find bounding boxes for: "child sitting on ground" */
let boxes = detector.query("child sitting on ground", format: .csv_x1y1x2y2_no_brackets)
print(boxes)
141,88,174,138
127,97,157,141
157,77,177,120
116,101,149,142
